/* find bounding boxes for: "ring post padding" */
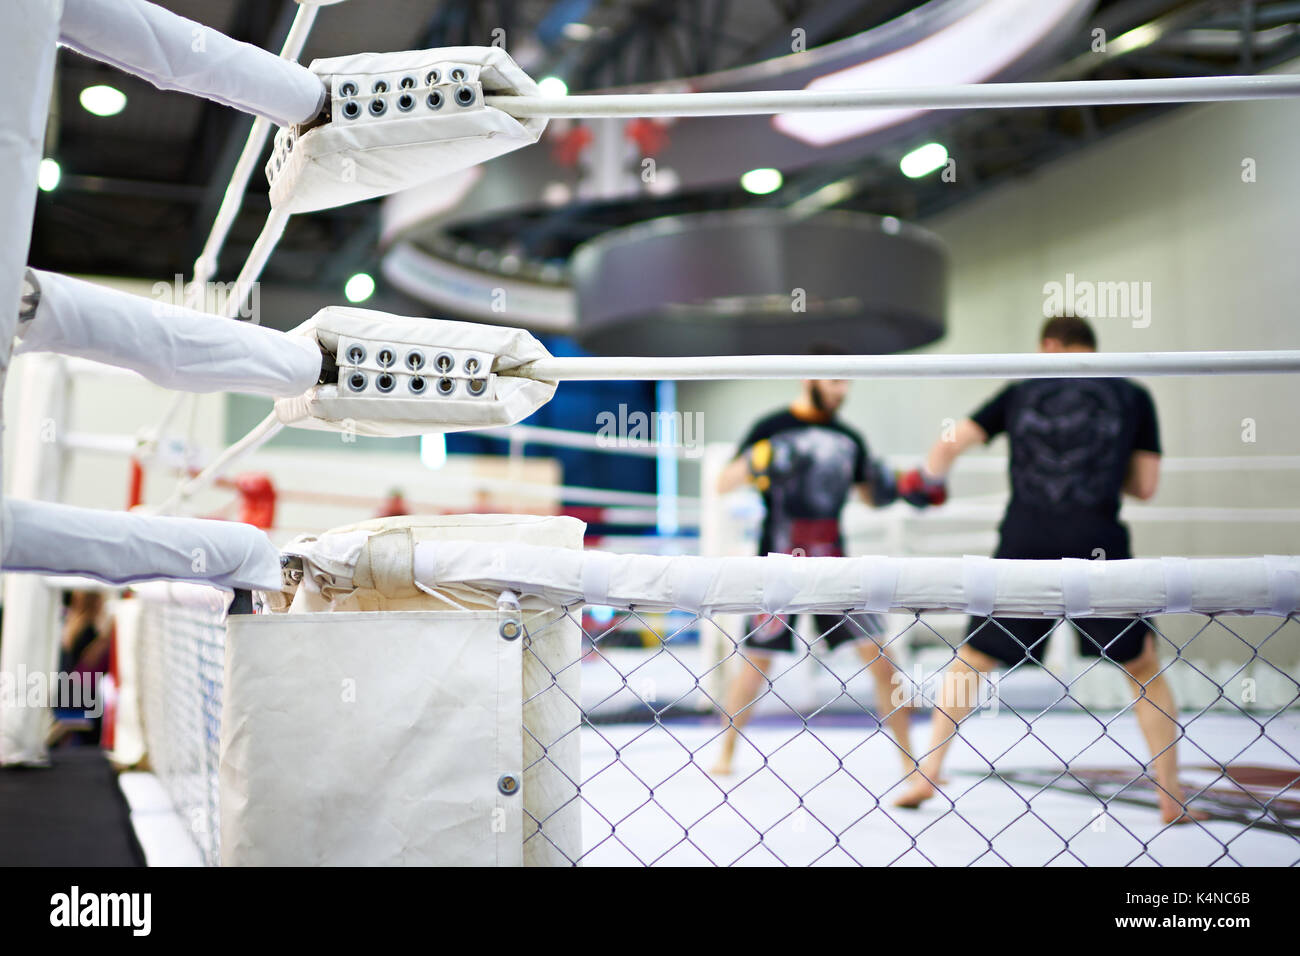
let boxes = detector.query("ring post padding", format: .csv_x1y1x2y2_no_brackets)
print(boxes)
233,514,586,866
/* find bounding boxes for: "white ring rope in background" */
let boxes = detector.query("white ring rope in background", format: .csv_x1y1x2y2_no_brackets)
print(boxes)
487,74,1300,119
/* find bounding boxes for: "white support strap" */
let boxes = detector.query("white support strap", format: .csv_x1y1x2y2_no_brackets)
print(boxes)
59,0,325,126
2,499,281,591
17,270,321,396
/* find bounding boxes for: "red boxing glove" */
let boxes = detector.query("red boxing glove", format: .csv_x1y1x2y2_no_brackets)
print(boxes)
897,468,947,508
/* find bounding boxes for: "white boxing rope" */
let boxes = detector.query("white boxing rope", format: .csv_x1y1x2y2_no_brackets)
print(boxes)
505,349,1300,382
2,499,281,591
486,73,1300,120
396,544,1300,618
17,270,321,396
59,0,325,127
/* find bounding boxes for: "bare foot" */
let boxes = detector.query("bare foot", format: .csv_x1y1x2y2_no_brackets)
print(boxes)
893,777,936,809
709,759,733,777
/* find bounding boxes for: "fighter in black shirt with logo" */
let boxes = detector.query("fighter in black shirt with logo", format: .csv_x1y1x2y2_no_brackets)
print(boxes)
709,355,920,788
894,316,1206,823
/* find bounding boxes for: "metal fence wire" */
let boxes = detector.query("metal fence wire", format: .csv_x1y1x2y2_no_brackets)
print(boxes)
521,608,1300,867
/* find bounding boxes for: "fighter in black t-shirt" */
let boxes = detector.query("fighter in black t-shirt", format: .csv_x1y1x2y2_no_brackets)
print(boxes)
893,316,1205,824
709,367,920,786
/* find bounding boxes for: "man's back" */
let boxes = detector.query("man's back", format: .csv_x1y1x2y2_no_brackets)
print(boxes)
972,377,1160,542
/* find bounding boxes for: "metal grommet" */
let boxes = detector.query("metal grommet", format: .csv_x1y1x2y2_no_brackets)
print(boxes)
339,80,359,98
408,376,427,394
376,347,396,367
342,99,360,119
425,68,441,86
436,377,455,396
467,378,487,396
369,97,387,117
499,618,521,640
463,356,480,375
347,372,368,392
406,349,425,371
497,774,520,796
376,372,396,393
345,343,366,364
450,67,467,82
427,90,443,110
372,79,389,94
454,85,475,107
434,351,455,373
399,75,417,90
397,92,415,112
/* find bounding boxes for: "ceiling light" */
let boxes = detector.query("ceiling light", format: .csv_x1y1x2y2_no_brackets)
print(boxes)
344,272,375,303
740,167,783,195
538,76,568,97
38,158,61,192
79,84,127,117
900,143,948,178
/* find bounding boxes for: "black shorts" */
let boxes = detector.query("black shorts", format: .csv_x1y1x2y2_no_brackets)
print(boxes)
965,520,1149,666
744,611,886,656
965,614,1150,666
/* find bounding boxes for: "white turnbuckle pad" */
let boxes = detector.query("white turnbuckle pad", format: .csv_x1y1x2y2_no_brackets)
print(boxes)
267,46,546,214
274,306,557,436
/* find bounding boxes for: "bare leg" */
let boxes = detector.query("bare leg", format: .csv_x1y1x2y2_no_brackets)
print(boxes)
894,644,999,808
1120,634,1209,825
854,639,916,784
710,650,773,776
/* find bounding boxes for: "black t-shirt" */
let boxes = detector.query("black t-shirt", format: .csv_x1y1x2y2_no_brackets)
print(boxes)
735,409,870,556
970,377,1160,557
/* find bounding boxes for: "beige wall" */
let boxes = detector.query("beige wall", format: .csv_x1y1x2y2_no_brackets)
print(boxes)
680,66,1300,560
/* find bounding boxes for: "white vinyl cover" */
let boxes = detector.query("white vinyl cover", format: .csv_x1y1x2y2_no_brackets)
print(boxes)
284,535,1300,618
221,610,523,865
59,0,325,126
267,46,546,213
275,306,557,436
17,270,321,396
227,514,585,866
1,499,282,591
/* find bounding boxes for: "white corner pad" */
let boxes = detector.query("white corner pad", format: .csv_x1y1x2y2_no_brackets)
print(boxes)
16,270,321,396
273,306,557,436
1,498,282,591
268,46,546,214
58,0,325,126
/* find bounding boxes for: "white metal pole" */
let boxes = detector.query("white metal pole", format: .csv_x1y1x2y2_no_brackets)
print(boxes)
506,350,1300,382
487,74,1300,119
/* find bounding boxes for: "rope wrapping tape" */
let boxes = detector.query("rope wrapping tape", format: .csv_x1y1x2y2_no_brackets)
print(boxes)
1161,556,1194,614
581,551,615,607
1265,556,1300,617
669,557,718,617
761,554,800,614
1060,558,1092,618
962,555,997,618
857,557,898,613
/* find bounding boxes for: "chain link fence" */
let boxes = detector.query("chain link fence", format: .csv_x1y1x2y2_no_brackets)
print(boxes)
522,607,1300,866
